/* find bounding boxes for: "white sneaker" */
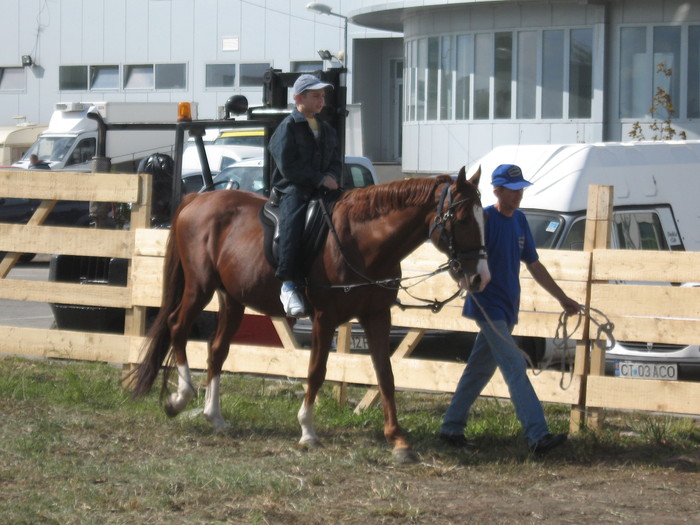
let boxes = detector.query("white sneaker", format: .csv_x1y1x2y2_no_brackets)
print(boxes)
280,282,306,317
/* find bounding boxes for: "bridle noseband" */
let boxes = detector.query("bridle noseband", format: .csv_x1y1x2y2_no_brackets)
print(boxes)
429,182,487,277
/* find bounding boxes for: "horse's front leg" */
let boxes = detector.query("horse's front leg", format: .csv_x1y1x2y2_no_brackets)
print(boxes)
361,310,419,464
298,317,335,447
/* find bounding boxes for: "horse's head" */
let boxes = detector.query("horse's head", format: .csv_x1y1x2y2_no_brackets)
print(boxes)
430,166,490,293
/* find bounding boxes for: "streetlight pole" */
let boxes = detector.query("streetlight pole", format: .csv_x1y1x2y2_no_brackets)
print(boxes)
306,2,348,70
306,2,350,188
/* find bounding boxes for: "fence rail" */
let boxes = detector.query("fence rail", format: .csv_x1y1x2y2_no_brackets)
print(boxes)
1,169,699,429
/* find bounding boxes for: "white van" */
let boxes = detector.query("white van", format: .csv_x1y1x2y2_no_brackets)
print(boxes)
13,101,186,172
468,141,700,376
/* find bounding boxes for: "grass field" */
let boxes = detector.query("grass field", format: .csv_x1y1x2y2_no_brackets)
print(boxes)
1,357,699,524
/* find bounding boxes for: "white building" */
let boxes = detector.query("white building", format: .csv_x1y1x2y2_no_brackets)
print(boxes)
2,1,699,174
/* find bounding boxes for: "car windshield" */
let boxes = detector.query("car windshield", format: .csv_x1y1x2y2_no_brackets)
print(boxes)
214,165,265,193
25,136,74,162
522,210,565,249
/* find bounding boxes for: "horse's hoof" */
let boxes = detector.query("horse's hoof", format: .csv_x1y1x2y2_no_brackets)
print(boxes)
164,403,180,418
204,414,231,432
393,448,419,465
299,438,323,449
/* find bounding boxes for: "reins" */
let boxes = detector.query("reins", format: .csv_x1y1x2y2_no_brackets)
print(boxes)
308,181,483,313
468,290,615,389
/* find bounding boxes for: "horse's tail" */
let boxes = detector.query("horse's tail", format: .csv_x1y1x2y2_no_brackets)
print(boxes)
130,195,195,399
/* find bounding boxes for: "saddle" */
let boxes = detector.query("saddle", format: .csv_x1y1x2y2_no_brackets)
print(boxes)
259,188,338,272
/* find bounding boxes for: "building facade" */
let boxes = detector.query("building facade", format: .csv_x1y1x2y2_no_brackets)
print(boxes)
2,1,700,174
351,0,700,173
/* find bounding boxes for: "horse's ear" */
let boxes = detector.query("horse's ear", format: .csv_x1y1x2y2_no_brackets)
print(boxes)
456,166,467,186
468,165,481,187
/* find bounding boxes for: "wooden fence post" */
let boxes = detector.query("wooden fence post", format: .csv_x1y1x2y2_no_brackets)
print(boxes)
121,172,152,387
569,184,613,433
333,323,352,405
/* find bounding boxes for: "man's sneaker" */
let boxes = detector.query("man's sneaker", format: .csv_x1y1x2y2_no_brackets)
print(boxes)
439,433,472,448
529,433,567,455
280,282,307,317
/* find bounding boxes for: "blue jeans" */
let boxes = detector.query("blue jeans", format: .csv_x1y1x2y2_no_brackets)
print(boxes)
440,319,550,446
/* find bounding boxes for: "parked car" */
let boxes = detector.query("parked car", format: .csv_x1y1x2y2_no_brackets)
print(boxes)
0,196,90,262
213,128,265,148
182,155,379,195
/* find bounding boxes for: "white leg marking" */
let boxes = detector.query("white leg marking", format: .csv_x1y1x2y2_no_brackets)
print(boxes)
166,364,195,415
297,399,320,446
204,374,229,431
473,204,491,291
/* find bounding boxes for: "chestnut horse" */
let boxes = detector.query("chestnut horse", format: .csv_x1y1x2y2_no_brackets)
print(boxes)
131,167,489,463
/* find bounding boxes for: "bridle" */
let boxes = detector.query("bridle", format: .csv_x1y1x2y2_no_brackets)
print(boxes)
428,182,487,278
312,180,486,312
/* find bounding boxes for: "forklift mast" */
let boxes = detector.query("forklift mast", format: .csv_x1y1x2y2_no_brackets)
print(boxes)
171,67,347,210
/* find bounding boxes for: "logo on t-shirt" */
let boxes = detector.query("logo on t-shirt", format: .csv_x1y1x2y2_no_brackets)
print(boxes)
519,235,525,250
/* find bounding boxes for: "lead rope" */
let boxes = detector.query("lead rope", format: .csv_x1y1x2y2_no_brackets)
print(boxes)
468,291,615,389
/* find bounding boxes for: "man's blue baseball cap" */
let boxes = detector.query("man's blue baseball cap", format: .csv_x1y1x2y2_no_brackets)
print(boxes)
491,164,533,190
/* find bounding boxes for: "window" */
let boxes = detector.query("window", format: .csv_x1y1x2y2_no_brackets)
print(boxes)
517,31,538,119
653,26,680,120
494,32,513,119
59,65,88,90
427,37,439,120
156,64,186,89
474,33,492,119
0,67,25,91
619,27,647,118
417,39,427,120
90,65,119,90
65,137,96,167
455,35,472,120
124,64,154,89
542,30,564,118
291,61,323,73
239,63,270,87
440,35,453,120
342,163,375,189
620,25,680,119
523,211,565,249
689,26,700,118
614,212,669,250
406,40,417,121
206,64,236,88
406,27,595,123
569,29,593,118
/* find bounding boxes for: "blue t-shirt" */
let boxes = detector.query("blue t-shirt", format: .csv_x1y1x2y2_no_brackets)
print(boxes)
463,205,538,326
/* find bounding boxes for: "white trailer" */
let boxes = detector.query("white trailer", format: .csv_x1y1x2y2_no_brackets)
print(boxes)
12,101,195,172
0,123,47,166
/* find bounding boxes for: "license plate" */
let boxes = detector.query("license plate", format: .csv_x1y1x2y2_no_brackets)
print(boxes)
614,361,678,380
332,335,368,351
350,335,368,351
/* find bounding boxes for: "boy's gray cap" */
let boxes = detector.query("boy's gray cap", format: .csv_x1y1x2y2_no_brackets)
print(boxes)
292,74,333,96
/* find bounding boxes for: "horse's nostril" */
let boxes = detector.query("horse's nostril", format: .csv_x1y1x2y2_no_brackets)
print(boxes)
470,274,481,290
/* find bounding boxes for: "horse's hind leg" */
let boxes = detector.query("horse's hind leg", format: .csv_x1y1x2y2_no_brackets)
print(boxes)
165,283,214,417
203,291,245,430
298,318,335,447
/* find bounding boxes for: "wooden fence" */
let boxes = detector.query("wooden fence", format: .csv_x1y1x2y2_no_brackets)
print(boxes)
1,169,699,431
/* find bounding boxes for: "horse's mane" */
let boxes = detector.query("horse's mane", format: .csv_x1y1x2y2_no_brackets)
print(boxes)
340,174,452,222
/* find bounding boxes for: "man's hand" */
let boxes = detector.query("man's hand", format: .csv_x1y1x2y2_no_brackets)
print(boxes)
321,175,339,190
560,296,581,317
